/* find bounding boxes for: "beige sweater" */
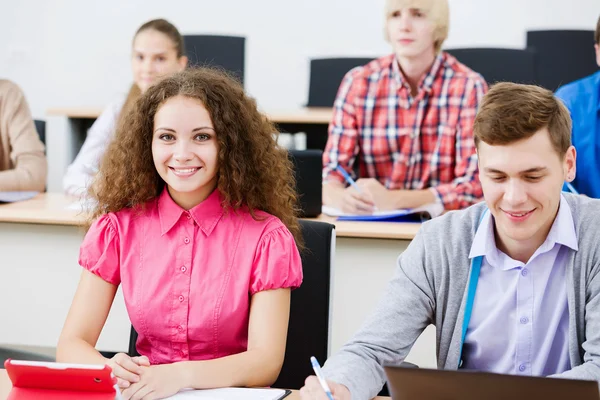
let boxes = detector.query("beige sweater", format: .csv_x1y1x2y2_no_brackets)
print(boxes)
0,79,47,191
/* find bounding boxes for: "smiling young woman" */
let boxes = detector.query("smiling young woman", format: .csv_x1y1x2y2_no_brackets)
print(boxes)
56,68,304,400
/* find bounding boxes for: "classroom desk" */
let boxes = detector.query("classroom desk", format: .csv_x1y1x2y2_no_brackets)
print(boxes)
45,107,333,192
0,371,9,400
0,194,436,368
0,369,389,400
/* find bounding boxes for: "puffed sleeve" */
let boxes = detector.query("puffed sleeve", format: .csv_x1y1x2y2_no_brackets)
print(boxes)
79,214,121,286
250,225,303,295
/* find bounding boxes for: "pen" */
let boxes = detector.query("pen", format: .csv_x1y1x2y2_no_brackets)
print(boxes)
335,165,362,193
310,356,334,400
565,181,579,195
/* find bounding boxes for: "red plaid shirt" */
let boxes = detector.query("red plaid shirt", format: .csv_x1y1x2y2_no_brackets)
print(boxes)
323,52,487,210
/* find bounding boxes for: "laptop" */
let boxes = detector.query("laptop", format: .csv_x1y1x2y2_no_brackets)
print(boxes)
384,366,600,400
288,150,323,218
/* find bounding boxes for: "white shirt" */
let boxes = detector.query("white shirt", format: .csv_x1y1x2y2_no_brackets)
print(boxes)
62,96,125,196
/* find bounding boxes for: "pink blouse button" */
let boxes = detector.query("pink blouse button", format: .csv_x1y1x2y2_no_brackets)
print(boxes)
180,266,187,273
178,295,184,302
184,237,190,244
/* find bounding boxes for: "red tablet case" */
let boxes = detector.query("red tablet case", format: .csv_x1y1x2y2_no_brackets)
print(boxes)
4,359,118,400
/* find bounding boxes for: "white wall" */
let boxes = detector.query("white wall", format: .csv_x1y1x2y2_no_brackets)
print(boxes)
1,0,598,118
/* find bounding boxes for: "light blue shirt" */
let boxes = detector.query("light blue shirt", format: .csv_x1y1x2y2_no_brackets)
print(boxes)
463,195,578,376
556,71,600,198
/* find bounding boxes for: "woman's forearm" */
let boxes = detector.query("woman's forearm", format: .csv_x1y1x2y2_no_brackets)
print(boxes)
177,348,283,389
56,336,108,365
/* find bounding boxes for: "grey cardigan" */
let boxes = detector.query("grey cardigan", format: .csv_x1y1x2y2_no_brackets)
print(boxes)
322,194,600,400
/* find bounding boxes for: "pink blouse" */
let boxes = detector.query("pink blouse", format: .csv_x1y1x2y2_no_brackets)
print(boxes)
79,188,303,365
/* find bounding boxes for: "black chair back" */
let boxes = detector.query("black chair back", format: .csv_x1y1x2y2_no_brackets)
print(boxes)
273,219,334,389
128,326,139,357
129,219,335,391
183,35,246,85
288,150,323,218
34,119,45,145
446,48,537,85
526,30,597,90
308,57,375,107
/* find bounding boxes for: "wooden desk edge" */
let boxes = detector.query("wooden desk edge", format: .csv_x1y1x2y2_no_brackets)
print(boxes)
0,194,419,240
0,216,83,227
0,215,417,240
46,107,334,124
46,107,104,118
335,229,418,240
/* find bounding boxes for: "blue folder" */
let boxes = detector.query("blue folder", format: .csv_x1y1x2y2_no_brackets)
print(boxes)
336,210,431,223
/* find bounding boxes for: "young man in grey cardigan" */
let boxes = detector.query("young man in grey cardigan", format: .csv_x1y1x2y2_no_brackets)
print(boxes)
301,81,600,400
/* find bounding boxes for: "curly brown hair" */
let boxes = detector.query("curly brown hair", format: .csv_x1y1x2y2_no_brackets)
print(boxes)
596,14,600,45
89,67,303,249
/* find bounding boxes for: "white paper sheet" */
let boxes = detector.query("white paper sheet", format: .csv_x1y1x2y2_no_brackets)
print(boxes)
0,191,39,203
163,388,287,400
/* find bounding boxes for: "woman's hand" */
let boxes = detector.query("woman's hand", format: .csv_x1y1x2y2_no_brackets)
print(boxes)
121,363,185,400
106,353,150,389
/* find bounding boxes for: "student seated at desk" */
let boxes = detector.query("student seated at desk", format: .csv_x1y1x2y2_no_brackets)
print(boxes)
301,83,600,400
56,68,304,400
323,0,487,214
555,14,600,198
62,18,187,196
0,79,46,191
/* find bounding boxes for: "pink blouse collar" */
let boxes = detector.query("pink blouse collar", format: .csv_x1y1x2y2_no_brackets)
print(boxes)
157,187,224,236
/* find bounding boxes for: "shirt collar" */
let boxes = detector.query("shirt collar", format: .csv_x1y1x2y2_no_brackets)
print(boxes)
392,52,444,95
158,187,224,236
469,210,496,260
543,194,578,252
469,194,578,261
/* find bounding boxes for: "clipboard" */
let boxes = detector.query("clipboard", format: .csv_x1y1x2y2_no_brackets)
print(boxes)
4,359,119,400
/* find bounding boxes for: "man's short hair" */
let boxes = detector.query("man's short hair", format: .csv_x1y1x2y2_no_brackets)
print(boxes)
474,82,572,158
384,0,449,54
595,15,600,44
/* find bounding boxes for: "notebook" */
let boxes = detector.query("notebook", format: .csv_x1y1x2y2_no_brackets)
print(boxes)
322,202,443,222
164,388,291,400
0,191,39,203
